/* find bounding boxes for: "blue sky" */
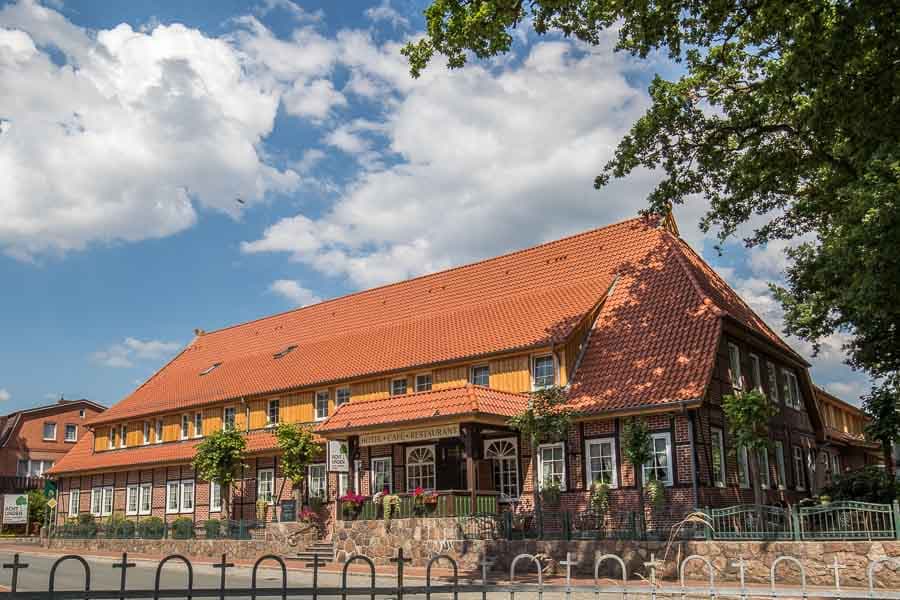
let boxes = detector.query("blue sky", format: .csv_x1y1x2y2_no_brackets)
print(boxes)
0,0,870,411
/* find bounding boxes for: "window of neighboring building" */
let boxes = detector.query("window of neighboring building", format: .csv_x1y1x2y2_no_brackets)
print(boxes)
20,459,53,477
406,446,436,491
307,464,326,499
16,460,27,476
415,373,432,393
728,342,743,391
79,409,86,418
470,365,490,387
210,481,222,512
139,483,151,515
748,354,762,391
390,378,408,396
194,412,203,437
142,422,150,445
584,438,617,488
757,448,771,489
315,391,329,421
155,419,163,443
643,433,674,486
767,362,780,403
485,438,519,499
532,355,556,389
223,407,236,430
783,370,802,410
267,400,279,426
69,488,79,517
537,442,566,490
792,446,806,490
181,415,190,440
64,424,77,442
257,468,275,504
774,441,787,489
737,446,750,488
371,457,392,493
336,387,351,406
710,427,726,487
43,422,57,441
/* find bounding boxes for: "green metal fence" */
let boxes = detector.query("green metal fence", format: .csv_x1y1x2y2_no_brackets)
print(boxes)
705,504,792,540
52,518,265,540
798,500,899,540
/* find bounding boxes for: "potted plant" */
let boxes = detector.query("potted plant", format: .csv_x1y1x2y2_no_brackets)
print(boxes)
412,487,427,516
382,494,401,527
590,481,610,527
541,479,561,506
819,495,832,506
339,492,366,518
256,498,270,522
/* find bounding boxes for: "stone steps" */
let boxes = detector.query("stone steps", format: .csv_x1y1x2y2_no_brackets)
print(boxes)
287,541,335,567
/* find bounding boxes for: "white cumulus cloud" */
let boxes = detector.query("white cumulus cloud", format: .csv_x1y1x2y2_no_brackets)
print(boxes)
91,337,182,369
0,389,10,402
269,279,322,306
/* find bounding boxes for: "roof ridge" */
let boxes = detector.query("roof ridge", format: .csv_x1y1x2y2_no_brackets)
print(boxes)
197,216,650,339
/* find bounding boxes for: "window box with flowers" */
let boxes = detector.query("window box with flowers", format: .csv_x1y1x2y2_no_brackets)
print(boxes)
339,492,366,519
412,487,438,515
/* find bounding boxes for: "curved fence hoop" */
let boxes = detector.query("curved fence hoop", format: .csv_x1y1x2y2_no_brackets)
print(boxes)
342,554,377,600
679,555,715,600
49,555,91,595
867,557,900,595
251,554,287,600
594,553,628,600
426,554,459,600
770,556,806,595
154,554,194,600
510,553,543,600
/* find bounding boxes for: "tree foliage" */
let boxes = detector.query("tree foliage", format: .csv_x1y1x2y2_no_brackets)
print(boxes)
274,422,321,487
722,390,777,452
621,417,653,468
406,0,900,462
822,465,900,504
192,428,247,518
508,385,571,444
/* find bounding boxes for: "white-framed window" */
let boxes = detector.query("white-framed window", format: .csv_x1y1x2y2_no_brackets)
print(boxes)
257,468,275,504
16,460,27,476
210,481,222,512
737,446,750,488
25,459,53,477
126,484,140,515
194,412,203,437
470,365,490,387
155,419,163,443
336,387,351,406
43,422,57,441
315,391,329,421
307,464,326,499
267,399,279,426
767,362,780,403
415,373,432,393
830,453,841,476
710,427,726,487
757,448,771,489
728,342,743,391
532,355,556,389
537,442,566,490
390,378,408,396
181,414,190,440
68,488,80,516
142,422,150,445
749,354,762,390
120,424,127,448
338,472,349,496
485,438,519,498
584,438,617,488
223,406,236,430
783,370,802,409
371,457,393,493
180,480,194,512
139,483,152,515
643,433,674,486
792,446,806,490
354,459,361,493
109,427,117,449
774,441,787,488
101,486,113,516
90,488,100,516
406,445,436,491
166,481,180,513
64,424,77,442
79,409,86,418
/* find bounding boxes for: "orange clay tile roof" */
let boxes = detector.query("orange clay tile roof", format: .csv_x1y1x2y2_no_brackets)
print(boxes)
48,429,281,475
315,384,529,434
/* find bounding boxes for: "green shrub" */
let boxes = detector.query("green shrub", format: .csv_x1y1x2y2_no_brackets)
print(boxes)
137,516,165,539
204,519,222,539
171,517,194,539
76,513,97,538
106,515,135,538
822,466,900,504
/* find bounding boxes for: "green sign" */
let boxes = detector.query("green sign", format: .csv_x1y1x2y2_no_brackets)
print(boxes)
44,480,57,499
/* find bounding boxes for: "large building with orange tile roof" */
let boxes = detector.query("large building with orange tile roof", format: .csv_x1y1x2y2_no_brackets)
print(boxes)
48,215,833,533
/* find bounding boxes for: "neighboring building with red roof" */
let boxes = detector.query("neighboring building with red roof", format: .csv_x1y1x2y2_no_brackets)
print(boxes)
815,386,882,480
48,216,827,533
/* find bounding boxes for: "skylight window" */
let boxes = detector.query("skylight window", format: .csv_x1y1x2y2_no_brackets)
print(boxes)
199,362,221,376
273,345,297,359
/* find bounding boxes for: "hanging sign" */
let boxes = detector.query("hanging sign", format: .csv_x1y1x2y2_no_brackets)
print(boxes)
358,424,460,447
328,440,349,472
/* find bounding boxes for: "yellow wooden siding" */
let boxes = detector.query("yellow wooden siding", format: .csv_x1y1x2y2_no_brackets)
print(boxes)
351,379,389,402
282,392,314,423
127,422,143,446
235,406,247,431
434,365,467,390
489,355,530,393
248,399,268,430
203,407,221,435
163,414,180,442
94,427,108,452
557,348,567,386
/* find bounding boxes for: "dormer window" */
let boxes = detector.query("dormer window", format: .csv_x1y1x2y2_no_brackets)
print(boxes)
273,345,297,359
199,362,221,376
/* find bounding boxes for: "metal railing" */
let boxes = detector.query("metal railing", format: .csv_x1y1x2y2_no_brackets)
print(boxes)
340,490,499,521
705,504,793,540
799,500,899,540
0,475,44,493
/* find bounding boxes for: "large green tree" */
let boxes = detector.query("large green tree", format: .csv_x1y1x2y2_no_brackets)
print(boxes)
192,428,247,520
404,0,900,470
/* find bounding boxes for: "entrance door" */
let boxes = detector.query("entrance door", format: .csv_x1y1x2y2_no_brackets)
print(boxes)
436,438,466,489
484,437,519,500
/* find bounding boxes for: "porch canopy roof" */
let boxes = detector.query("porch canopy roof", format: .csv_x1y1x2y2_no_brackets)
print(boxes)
315,384,529,437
